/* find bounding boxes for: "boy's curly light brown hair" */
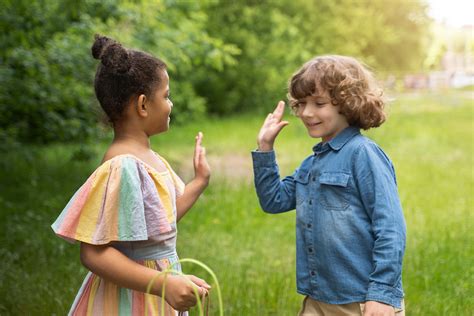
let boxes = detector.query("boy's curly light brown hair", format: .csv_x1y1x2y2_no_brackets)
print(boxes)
288,55,385,130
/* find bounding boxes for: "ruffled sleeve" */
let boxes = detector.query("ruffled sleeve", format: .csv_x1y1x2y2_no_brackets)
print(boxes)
155,153,185,197
51,156,175,245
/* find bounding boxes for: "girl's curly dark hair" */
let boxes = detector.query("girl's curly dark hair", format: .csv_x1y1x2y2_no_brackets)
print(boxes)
288,55,386,130
91,34,167,124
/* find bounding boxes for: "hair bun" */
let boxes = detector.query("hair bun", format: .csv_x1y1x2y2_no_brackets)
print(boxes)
91,34,131,74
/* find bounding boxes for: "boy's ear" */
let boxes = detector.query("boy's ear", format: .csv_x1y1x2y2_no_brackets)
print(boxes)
136,94,148,118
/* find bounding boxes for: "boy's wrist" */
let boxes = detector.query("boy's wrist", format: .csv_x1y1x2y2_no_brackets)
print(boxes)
257,142,274,152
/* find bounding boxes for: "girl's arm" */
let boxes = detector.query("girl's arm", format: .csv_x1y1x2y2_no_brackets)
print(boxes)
80,242,210,311
176,132,210,221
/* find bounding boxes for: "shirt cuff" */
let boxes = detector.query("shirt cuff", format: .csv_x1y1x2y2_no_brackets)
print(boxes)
251,150,276,168
366,282,404,309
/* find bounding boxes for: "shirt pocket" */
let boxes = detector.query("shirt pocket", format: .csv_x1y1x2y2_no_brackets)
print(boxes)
319,172,350,211
295,171,310,206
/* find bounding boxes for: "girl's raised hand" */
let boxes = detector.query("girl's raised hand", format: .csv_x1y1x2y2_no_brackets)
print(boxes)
194,132,211,185
257,101,289,151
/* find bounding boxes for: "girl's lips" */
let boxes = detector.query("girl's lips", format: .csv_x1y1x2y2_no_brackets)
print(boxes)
306,122,322,127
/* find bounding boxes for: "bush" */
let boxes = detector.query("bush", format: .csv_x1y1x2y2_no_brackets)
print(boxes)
0,0,238,145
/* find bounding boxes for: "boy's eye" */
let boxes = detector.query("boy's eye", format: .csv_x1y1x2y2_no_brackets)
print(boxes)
291,103,302,109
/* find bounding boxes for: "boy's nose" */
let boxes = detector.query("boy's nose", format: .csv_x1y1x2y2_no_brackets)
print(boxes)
300,104,313,117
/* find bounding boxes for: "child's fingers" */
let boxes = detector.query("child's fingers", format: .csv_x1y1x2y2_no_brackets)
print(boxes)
279,121,289,128
194,143,199,167
262,113,276,129
194,132,203,165
274,121,289,134
195,132,203,149
201,288,209,297
264,113,273,123
187,274,211,289
272,101,286,119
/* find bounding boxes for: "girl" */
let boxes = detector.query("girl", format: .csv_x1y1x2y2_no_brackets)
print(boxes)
252,55,406,316
52,35,211,315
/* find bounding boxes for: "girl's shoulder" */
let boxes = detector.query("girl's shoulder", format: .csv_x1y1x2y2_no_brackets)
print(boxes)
51,153,182,245
101,146,176,173
97,153,160,175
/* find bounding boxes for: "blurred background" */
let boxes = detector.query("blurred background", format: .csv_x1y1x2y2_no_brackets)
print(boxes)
1,0,472,146
0,0,472,315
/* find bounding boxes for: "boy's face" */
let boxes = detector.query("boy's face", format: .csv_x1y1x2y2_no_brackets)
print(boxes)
295,90,349,142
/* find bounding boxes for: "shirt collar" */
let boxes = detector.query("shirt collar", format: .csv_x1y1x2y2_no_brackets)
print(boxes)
312,126,360,154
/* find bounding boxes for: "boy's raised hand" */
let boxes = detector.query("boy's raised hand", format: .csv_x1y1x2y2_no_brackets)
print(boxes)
257,101,289,151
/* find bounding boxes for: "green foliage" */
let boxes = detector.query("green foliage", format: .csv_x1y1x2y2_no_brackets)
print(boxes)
197,1,306,115
0,0,238,144
0,0,430,144
199,0,431,115
0,0,120,144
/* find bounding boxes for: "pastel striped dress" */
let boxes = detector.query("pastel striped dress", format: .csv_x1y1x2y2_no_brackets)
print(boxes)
52,154,187,316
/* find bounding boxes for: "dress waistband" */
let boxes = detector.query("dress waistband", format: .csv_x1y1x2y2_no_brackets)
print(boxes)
112,241,178,261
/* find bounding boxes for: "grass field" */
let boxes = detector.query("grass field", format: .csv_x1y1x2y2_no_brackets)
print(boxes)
0,90,472,315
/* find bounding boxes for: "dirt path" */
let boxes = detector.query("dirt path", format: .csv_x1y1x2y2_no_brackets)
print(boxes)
177,152,254,183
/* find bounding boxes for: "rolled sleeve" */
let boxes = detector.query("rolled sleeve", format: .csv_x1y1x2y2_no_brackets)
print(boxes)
366,282,404,308
251,150,277,168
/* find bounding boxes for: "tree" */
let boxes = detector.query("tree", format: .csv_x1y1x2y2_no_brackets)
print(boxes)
198,0,431,115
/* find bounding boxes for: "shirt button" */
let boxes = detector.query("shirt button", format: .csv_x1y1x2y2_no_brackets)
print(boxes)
307,223,312,229
308,247,313,253
309,200,312,205
310,271,316,276
312,176,316,182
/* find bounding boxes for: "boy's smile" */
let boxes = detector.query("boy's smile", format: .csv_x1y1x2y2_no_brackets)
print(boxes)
304,121,322,127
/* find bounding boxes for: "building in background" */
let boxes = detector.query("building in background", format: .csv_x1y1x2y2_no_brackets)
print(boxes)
405,23,473,90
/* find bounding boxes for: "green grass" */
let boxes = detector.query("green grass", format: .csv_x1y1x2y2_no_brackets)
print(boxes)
0,90,472,315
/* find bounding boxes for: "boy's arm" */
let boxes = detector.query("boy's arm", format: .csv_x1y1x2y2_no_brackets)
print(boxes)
253,101,295,213
176,132,210,221
252,150,297,213
354,142,406,309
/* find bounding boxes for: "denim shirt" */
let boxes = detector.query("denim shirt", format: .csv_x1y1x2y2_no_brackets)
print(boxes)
251,126,406,308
